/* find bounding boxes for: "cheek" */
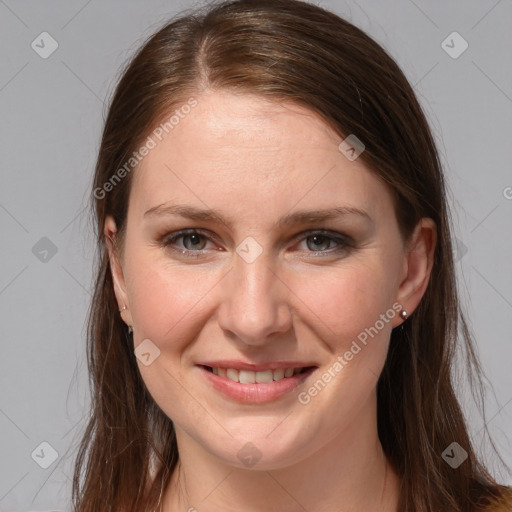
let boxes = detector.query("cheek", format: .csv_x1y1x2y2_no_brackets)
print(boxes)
126,253,218,344
127,250,399,357
125,258,217,418
293,261,397,345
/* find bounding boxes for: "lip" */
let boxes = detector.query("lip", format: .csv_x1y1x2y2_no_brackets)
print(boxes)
196,364,317,404
197,360,317,371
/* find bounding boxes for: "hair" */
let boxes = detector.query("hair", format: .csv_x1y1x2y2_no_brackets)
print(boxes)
73,1,512,510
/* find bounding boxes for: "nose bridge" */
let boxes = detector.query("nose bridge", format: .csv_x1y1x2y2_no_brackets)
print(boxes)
218,246,291,344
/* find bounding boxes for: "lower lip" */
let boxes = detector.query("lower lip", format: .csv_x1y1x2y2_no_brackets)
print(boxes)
198,366,316,403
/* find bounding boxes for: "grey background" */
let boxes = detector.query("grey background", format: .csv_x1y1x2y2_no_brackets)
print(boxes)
1,0,511,509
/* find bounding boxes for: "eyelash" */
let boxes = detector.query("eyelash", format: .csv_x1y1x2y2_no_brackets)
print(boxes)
160,229,353,258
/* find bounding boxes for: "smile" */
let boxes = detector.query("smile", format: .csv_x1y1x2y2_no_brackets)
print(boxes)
197,364,317,403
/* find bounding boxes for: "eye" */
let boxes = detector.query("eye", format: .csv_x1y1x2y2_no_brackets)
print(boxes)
296,230,351,255
162,229,214,255
161,228,351,258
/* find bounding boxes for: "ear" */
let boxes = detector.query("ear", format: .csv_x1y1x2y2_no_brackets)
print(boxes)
393,217,436,326
104,215,133,328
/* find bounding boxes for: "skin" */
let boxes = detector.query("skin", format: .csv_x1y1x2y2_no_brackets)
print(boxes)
105,90,436,511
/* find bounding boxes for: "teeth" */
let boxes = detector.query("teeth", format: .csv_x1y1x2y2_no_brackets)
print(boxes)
226,368,239,382
255,370,273,383
273,368,285,380
210,367,306,383
239,370,255,384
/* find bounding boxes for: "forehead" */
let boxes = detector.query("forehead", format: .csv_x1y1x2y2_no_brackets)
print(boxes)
129,91,392,225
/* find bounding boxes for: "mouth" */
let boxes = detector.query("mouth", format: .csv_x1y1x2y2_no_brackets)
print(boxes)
200,365,315,382
197,364,318,403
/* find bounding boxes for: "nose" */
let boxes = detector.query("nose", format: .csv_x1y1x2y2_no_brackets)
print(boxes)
216,250,293,346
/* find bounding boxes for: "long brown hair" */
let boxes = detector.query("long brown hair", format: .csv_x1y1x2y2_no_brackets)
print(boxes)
73,1,512,510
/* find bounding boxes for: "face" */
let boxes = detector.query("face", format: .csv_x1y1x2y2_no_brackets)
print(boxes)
106,90,434,469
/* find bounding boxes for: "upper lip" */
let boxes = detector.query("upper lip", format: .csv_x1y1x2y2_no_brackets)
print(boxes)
198,360,317,372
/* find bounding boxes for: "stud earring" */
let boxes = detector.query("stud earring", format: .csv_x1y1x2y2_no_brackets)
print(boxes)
400,310,408,320
119,305,133,334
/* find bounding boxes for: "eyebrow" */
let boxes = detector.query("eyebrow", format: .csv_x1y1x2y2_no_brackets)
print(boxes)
143,203,372,228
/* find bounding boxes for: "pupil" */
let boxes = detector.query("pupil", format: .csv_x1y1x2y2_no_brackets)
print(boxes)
310,235,328,251
186,234,203,249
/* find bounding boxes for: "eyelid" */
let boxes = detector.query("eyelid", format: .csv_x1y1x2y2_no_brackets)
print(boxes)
293,229,352,245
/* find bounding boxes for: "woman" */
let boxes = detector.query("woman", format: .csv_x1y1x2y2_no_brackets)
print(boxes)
73,0,512,510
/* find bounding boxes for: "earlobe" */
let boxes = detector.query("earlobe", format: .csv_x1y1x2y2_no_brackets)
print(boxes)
104,215,132,327
394,218,437,325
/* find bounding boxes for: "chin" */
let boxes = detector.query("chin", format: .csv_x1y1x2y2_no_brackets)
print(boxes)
198,425,315,471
